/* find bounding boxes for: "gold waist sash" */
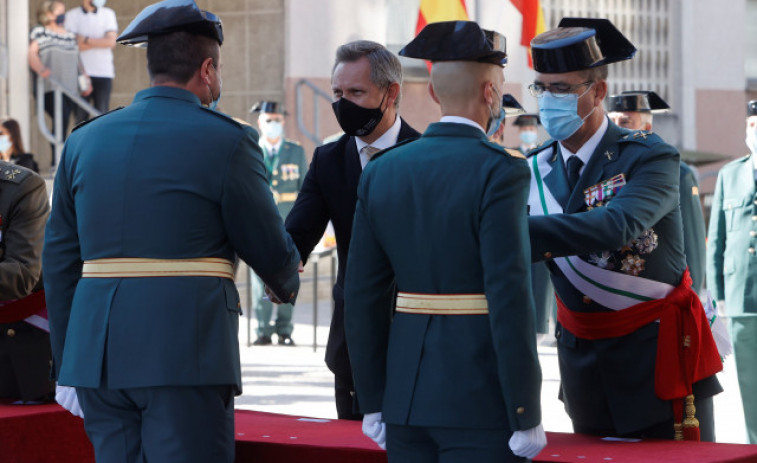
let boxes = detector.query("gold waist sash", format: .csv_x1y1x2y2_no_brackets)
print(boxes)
82,258,235,280
395,292,489,315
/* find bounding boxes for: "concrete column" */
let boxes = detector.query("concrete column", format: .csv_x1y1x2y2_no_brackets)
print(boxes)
7,0,30,151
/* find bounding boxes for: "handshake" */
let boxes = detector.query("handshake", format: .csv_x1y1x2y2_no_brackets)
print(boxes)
264,260,305,304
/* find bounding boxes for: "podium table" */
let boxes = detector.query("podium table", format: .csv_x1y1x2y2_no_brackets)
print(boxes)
2,403,757,463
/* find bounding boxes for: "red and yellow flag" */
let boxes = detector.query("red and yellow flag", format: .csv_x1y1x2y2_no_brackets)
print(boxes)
510,0,546,68
415,0,469,72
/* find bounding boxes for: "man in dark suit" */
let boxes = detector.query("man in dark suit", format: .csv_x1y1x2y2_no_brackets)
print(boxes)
526,18,721,441
284,40,420,420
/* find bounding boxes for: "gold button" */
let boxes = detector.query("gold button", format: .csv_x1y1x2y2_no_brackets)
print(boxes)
272,180,278,186
6,329,16,337
750,248,756,255
237,302,241,308
752,216,757,221
751,231,757,237
273,170,279,176
516,407,525,414
544,252,552,259
582,296,592,304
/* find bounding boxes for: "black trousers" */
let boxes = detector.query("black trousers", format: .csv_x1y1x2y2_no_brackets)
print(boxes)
0,322,55,402
43,91,75,165
74,77,112,123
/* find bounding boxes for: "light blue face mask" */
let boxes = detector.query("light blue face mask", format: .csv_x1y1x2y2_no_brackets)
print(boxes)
520,130,538,146
92,0,106,8
207,65,222,111
538,83,596,141
0,135,11,153
486,87,506,138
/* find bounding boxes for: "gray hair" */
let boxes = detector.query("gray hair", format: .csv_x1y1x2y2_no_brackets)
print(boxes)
333,40,403,108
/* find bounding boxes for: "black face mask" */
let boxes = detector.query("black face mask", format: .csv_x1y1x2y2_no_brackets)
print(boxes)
331,93,386,137
55,14,65,25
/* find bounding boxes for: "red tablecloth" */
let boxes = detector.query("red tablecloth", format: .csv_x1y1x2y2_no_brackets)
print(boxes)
2,403,757,463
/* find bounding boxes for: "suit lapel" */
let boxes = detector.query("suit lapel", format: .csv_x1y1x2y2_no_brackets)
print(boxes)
542,143,571,208
566,122,625,212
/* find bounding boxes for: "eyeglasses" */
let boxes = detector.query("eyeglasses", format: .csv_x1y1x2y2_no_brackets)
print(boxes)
528,81,593,98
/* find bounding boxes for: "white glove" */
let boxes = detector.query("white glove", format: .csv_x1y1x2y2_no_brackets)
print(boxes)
55,385,84,418
509,423,547,459
362,412,386,450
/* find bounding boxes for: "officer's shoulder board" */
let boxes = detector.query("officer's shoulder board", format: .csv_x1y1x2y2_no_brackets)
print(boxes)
526,139,557,159
0,162,34,185
369,138,415,162
71,106,125,133
480,139,526,160
618,129,663,146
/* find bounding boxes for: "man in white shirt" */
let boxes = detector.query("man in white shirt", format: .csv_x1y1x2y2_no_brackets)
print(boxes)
65,0,118,120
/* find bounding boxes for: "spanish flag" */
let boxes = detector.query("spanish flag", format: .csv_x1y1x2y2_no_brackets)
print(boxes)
416,0,469,72
510,0,546,68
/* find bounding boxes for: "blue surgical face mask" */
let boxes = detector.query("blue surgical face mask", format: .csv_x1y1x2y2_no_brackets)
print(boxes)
520,130,538,146
0,135,11,153
538,83,596,141
92,0,106,7
261,120,283,140
746,125,757,155
206,65,222,111
486,86,505,138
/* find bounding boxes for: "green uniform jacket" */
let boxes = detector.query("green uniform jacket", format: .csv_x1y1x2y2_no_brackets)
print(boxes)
345,122,542,431
43,86,300,393
262,140,308,219
0,163,49,300
706,154,757,315
680,163,706,294
528,121,721,434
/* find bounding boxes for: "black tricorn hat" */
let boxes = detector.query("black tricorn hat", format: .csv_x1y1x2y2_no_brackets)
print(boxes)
399,21,507,66
249,101,288,115
118,0,223,47
607,91,670,113
502,94,526,117
513,114,541,127
748,100,757,117
531,17,636,73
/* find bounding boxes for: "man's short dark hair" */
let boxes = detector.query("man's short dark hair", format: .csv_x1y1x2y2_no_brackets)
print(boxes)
147,31,219,84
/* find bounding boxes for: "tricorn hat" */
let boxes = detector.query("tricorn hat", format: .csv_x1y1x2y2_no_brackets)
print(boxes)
249,101,288,115
399,21,507,66
118,0,223,47
513,114,541,127
531,17,636,73
502,94,526,117
607,91,670,113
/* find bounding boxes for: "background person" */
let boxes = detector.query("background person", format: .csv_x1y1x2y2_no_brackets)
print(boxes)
28,0,92,164
345,21,545,461
284,40,421,421
65,0,118,120
607,90,706,295
526,17,721,441
43,1,300,461
0,119,39,173
706,99,757,444
0,162,53,404
249,100,307,346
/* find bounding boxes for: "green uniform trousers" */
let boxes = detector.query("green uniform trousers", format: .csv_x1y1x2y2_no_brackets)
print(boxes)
731,316,757,444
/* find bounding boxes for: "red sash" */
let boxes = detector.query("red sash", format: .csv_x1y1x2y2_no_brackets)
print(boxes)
556,269,722,440
0,290,47,323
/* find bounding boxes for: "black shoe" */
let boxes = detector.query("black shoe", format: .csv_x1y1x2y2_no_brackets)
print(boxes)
277,335,295,346
252,335,272,346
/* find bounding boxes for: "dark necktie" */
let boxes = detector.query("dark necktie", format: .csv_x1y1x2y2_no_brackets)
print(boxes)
566,155,584,190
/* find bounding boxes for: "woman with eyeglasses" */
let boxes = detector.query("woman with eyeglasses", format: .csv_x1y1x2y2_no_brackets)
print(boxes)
0,119,39,173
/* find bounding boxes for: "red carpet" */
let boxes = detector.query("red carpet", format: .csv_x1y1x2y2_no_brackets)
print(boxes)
2,403,757,462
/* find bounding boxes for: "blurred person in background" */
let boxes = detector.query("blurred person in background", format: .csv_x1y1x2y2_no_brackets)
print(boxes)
0,119,39,173
28,0,92,165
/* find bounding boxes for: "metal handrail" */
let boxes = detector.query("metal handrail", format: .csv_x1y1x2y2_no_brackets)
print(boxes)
35,73,101,169
244,246,337,352
295,79,333,146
